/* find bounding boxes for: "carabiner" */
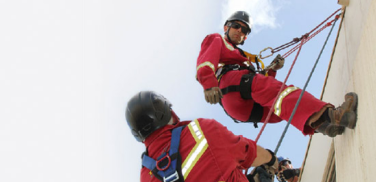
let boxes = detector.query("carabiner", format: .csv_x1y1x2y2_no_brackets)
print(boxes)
156,154,171,171
259,47,274,59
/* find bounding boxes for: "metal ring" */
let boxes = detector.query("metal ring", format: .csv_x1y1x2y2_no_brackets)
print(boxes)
259,47,274,59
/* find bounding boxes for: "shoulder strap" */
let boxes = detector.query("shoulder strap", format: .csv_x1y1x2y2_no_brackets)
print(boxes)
142,126,185,182
169,126,183,156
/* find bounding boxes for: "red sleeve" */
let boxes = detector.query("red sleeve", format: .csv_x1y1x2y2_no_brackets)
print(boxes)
196,34,222,90
199,119,257,170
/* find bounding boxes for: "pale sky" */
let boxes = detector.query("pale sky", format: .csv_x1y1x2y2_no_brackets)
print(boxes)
0,0,341,181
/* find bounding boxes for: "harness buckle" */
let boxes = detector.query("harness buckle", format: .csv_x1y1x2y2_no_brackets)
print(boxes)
232,64,241,70
216,64,241,80
156,154,171,171
163,171,179,182
215,66,223,78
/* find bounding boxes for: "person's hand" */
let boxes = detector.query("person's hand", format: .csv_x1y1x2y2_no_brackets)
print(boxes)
277,171,288,182
270,54,285,71
263,149,279,177
248,165,274,182
264,161,278,177
248,150,279,182
204,87,223,104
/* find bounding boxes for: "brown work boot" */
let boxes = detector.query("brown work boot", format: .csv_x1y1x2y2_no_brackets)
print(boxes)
328,92,358,129
316,122,345,137
307,105,333,129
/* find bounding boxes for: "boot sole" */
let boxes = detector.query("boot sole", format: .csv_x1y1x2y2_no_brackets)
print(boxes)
341,92,358,129
326,125,345,137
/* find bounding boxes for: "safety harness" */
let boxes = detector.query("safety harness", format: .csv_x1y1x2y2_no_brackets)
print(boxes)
142,126,185,182
216,62,264,128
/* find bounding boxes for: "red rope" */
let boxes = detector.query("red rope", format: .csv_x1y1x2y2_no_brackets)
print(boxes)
254,37,307,143
246,37,306,182
271,8,341,55
246,9,341,176
254,10,341,143
306,9,341,36
282,20,333,58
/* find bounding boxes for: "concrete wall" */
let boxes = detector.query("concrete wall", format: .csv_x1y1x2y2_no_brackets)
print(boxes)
300,0,376,181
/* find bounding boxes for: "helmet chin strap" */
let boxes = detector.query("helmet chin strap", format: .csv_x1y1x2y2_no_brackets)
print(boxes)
225,26,233,45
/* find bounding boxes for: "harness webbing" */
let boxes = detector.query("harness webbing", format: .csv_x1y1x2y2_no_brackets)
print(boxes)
217,63,263,127
221,85,240,95
142,126,184,182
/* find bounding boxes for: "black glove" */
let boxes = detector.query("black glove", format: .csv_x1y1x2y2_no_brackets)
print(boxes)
282,168,300,179
277,168,300,182
248,149,278,182
256,166,274,182
247,166,274,182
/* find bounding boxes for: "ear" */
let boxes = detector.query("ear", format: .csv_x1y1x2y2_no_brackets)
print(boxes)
224,26,228,32
244,36,247,40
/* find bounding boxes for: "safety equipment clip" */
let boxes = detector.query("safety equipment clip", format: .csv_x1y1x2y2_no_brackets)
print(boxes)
163,171,179,182
259,47,274,59
156,154,171,171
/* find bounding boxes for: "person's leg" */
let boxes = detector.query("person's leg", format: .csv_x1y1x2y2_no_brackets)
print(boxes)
250,75,358,136
250,74,328,135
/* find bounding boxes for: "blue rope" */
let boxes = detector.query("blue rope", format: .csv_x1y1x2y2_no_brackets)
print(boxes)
274,15,340,154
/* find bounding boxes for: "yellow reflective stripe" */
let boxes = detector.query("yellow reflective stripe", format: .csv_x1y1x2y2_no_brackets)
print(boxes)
188,120,202,142
274,87,299,116
182,119,208,180
221,35,235,51
197,61,215,74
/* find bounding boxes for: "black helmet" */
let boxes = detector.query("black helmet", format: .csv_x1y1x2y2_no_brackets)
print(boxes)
225,11,252,34
125,91,172,142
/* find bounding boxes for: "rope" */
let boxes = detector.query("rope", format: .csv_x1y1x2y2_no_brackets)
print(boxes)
254,10,342,144
274,14,340,154
255,37,306,143
271,8,341,55
282,17,339,58
245,9,341,176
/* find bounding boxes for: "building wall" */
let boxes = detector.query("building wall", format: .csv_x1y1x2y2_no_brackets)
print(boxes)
300,0,376,181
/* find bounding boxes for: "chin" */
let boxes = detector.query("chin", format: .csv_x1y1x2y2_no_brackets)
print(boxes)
231,39,241,45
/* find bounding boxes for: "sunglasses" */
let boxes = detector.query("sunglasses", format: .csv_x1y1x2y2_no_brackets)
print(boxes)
229,22,250,35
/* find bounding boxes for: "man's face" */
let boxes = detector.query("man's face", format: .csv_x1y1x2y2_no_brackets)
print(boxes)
224,21,249,45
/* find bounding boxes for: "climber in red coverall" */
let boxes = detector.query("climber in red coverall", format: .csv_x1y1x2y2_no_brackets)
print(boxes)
196,11,358,137
125,91,279,182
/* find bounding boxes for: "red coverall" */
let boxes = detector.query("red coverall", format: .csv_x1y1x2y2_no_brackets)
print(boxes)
196,33,329,135
141,118,257,182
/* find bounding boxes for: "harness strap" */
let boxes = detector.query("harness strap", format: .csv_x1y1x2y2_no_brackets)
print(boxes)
216,64,250,82
221,85,240,95
218,68,263,128
254,55,261,71
142,126,185,182
249,103,263,128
